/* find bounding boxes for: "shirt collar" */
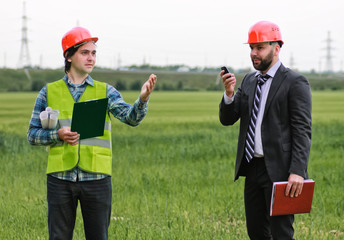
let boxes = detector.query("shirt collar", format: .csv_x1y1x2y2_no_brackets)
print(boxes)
63,75,94,87
255,60,281,78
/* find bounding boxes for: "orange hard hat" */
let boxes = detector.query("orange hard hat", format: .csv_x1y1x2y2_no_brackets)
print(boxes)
61,27,98,56
246,21,283,45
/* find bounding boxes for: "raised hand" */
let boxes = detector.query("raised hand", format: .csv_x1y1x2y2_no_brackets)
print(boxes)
221,70,236,98
140,74,157,102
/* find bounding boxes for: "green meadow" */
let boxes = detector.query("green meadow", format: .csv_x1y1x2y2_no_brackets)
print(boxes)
0,91,343,239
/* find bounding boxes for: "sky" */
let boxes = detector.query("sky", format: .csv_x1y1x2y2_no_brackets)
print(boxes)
1,0,343,72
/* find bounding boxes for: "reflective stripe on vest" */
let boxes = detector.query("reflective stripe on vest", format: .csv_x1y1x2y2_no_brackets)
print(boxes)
46,79,112,175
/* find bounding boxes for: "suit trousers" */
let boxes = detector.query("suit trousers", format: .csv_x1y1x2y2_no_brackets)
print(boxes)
243,157,294,240
47,175,112,240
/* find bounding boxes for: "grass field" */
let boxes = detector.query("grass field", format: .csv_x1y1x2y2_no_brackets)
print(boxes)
0,91,343,239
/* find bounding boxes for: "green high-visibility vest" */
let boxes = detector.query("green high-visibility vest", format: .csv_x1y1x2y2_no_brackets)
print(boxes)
46,79,112,175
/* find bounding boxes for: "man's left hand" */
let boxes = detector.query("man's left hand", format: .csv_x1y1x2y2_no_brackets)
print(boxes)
140,74,157,102
285,174,304,198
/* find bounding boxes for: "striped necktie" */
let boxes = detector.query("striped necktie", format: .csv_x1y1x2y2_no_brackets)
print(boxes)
244,74,270,162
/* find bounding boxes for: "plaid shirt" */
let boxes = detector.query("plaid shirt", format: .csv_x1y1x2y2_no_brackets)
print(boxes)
28,75,148,182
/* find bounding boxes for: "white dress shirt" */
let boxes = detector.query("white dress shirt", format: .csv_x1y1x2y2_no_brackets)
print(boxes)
223,60,282,157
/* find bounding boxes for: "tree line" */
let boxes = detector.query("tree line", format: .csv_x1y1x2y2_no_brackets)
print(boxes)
0,68,343,92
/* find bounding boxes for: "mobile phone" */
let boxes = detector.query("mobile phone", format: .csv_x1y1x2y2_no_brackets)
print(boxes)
221,66,229,74
221,66,232,78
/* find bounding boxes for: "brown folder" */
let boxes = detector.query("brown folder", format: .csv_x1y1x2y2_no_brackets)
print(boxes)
270,179,315,216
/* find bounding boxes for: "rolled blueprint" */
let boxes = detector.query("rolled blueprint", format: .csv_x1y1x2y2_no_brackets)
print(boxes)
48,111,59,129
40,111,49,129
40,108,59,129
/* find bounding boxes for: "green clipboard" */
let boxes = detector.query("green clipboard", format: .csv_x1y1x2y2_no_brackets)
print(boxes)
71,98,109,140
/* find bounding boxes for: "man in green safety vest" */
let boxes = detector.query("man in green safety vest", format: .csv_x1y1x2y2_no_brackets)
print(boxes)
28,26,157,239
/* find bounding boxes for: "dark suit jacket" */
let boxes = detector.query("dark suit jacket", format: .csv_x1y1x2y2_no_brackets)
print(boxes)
219,64,312,182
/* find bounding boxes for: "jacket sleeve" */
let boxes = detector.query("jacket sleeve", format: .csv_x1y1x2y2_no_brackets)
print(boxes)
219,76,247,126
288,74,312,178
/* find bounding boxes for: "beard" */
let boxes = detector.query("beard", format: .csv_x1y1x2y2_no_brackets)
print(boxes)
251,48,274,71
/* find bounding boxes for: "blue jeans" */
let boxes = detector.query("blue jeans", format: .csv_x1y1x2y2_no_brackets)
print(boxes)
47,175,112,240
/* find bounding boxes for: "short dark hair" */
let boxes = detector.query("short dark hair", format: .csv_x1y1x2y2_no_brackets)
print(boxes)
269,41,283,48
64,45,80,74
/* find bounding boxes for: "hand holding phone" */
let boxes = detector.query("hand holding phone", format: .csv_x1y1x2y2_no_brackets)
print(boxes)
221,66,235,97
221,66,232,78
221,66,229,74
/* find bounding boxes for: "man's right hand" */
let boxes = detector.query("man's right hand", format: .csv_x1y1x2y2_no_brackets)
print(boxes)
221,70,236,98
58,127,79,145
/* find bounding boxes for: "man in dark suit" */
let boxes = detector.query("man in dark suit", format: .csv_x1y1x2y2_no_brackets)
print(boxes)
219,21,312,239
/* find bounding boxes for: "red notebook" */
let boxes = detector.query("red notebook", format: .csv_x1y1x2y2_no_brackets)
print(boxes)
270,179,315,216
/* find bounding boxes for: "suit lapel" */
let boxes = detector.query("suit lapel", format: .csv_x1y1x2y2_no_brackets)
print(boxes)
264,64,287,117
